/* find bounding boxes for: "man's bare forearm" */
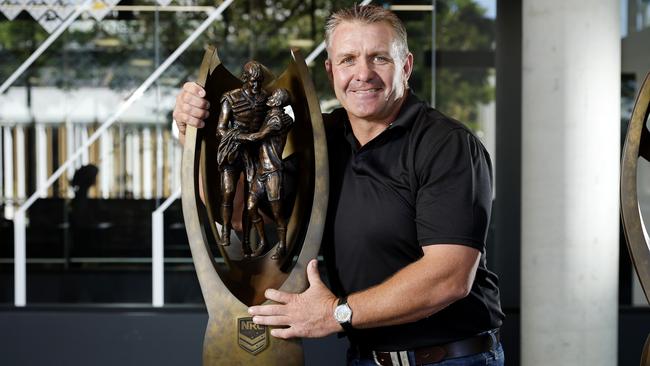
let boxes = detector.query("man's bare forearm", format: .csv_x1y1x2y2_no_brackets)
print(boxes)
346,244,480,329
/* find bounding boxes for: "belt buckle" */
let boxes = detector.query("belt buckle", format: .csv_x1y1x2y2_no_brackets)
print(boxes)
371,350,411,366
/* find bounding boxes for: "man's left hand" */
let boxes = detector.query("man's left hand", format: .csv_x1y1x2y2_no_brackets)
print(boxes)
248,259,342,339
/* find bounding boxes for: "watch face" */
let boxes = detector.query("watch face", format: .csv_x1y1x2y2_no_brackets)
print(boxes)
334,304,352,323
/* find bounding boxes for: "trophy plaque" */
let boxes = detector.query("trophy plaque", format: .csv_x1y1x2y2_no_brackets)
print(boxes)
621,71,650,366
181,46,328,365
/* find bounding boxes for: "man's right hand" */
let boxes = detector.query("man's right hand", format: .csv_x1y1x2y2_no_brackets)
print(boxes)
173,82,210,145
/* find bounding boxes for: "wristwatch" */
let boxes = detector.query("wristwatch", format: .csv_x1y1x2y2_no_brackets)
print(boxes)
334,296,353,332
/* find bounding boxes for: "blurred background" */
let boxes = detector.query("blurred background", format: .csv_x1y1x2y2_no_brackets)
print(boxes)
0,0,649,365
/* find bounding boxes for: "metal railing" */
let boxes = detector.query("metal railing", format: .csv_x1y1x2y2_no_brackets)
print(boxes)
0,0,93,94
151,187,181,307
11,0,236,307
142,0,375,308
9,0,389,308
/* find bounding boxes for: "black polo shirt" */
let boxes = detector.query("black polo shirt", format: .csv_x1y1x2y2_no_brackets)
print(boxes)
322,92,504,351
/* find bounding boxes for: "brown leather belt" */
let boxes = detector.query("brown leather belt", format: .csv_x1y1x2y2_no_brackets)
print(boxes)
358,330,500,366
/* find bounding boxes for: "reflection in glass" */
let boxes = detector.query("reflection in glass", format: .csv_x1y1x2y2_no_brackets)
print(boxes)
0,0,498,304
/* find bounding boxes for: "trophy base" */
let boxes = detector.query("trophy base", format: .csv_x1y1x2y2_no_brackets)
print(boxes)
202,312,303,365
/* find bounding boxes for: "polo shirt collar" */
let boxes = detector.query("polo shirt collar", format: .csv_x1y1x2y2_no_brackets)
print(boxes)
342,91,423,148
392,92,423,130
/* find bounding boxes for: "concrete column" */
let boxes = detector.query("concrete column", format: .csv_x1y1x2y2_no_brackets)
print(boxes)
521,1,620,365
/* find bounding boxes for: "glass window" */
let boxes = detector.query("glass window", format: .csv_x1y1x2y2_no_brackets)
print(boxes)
0,0,497,305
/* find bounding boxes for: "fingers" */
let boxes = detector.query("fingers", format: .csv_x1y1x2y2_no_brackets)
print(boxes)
270,327,295,339
264,288,293,303
183,81,206,97
173,82,210,133
182,92,210,111
306,259,323,288
248,304,285,316
251,315,290,327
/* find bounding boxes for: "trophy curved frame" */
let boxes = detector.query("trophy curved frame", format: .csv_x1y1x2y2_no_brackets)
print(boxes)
620,71,650,366
181,46,328,365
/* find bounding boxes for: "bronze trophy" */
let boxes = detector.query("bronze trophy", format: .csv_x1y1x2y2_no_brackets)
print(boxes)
181,46,328,365
621,71,650,366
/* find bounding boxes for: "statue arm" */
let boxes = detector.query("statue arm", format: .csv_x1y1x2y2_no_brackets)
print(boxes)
216,99,231,138
239,116,282,142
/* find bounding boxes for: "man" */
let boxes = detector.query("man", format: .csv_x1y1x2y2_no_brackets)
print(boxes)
215,61,268,253
173,5,504,365
238,88,294,260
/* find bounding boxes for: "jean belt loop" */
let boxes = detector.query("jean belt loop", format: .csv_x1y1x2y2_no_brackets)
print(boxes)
489,328,499,348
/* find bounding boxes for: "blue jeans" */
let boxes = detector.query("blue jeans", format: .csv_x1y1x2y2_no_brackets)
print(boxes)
347,343,505,366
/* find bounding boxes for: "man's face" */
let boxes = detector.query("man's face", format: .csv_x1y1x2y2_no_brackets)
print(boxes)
325,21,413,124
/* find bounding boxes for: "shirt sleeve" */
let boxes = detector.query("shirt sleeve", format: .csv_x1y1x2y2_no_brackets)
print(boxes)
415,128,493,251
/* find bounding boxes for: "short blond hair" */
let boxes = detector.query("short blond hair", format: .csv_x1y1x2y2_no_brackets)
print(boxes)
324,4,409,62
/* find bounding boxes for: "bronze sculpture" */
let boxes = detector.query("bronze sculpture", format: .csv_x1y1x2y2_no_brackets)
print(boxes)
216,61,269,256
181,45,328,365
620,71,650,366
238,88,295,260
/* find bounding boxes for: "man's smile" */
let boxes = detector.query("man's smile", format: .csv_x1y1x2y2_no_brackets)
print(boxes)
349,87,383,96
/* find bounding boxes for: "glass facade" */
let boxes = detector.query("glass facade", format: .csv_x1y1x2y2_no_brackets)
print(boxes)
0,0,497,304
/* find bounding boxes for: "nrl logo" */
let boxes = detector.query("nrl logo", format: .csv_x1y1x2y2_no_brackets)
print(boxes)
237,317,268,355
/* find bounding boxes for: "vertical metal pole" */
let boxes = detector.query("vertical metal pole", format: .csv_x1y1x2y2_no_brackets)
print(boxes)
152,210,164,307
431,0,437,107
0,126,3,209
10,1,237,309
3,127,14,219
14,209,26,306
133,131,141,198
119,123,126,197
156,127,163,198
99,128,112,198
35,124,47,198
151,187,181,307
81,125,89,165
15,126,26,202
154,4,163,200
143,127,152,199
125,132,133,196
628,0,637,35
173,142,182,190
65,120,75,196
74,124,81,169
168,135,174,196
